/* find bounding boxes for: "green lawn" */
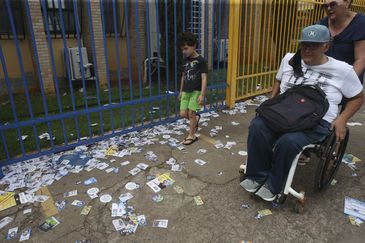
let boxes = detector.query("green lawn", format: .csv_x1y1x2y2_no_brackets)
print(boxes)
0,69,227,161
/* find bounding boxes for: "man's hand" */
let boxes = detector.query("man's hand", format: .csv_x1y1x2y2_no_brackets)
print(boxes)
178,92,182,101
198,94,204,105
331,118,347,142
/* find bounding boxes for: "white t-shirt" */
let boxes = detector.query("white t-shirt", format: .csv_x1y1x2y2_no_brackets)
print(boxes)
276,53,363,123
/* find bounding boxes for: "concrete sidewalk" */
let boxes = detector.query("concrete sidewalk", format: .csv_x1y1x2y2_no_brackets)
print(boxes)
1,102,365,243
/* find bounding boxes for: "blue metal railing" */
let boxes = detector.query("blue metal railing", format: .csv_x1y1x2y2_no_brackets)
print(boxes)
0,0,228,166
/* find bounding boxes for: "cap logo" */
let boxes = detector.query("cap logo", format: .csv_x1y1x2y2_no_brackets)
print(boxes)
308,30,316,37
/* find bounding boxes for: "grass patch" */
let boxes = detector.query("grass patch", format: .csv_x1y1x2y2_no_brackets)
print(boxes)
0,69,227,161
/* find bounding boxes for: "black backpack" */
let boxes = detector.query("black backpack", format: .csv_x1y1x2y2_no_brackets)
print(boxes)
256,84,329,133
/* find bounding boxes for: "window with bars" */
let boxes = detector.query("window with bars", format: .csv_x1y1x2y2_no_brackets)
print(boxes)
42,0,82,39
0,0,25,40
103,0,126,38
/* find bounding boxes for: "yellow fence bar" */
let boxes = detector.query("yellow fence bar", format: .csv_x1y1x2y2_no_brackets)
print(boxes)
225,0,365,109
226,0,242,108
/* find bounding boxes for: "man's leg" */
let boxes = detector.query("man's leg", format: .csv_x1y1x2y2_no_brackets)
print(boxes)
266,121,331,194
245,116,279,184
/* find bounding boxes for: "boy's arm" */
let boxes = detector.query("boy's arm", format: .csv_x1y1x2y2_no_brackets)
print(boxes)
198,73,207,105
179,75,184,100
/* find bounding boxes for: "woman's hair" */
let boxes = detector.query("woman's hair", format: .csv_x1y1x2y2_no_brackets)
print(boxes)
178,32,197,47
289,49,303,77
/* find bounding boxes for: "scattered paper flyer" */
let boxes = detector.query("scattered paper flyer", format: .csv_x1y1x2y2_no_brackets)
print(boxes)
0,216,13,230
197,149,207,155
194,159,207,166
121,161,130,166
112,219,126,231
136,163,149,170
6,227,18,240
33,195,49,203
166,158,177,165
119,193,133,203
146,180,161,193
84,177,97,185
214,142,224,149
105,167,115,173
194,196,204,205
19,227,31,241
173,186,184,194
23,208,32,214
129,167,141,176
152,219,168,228
111,203,126,217
347,122,362,126
238,151,248,156
39,216,60,232
171,164,183,172
348,215,364,226
96,162,109,170
137,215,147,226
64,190,77,198
344,197,365,220
81,206,92,216
255,209,272,219
55,200,67,211
120,224,138,236
71,200,85,207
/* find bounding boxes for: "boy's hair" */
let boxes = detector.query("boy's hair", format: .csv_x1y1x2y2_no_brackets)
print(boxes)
178,32,197,47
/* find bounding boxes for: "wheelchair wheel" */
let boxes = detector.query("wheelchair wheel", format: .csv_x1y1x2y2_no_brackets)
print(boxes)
314,128,349,191
273,193,287,204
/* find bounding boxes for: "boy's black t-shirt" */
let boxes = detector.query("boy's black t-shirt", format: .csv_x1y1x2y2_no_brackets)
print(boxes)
182,55,208,92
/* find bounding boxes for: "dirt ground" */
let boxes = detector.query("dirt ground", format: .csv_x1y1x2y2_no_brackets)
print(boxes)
1,102,365,243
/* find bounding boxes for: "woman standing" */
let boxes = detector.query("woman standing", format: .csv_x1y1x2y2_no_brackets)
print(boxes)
317,0,365,82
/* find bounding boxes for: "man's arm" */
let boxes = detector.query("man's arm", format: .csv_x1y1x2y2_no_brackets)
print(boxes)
271,80,281,98
332,92,364,141
198,73,207,105
353,40,365,78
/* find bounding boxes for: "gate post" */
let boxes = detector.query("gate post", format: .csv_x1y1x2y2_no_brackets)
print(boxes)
226,0,241,109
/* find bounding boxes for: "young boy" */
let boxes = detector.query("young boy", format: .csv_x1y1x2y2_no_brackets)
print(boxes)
178,32,207,145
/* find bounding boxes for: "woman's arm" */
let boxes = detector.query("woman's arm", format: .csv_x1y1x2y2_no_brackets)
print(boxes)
353,40,365,78
332,92,364,141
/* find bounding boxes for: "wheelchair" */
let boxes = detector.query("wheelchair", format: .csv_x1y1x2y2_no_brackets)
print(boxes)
239,128,349,214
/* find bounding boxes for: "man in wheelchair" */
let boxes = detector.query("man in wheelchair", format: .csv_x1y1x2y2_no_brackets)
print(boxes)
240,25,364,202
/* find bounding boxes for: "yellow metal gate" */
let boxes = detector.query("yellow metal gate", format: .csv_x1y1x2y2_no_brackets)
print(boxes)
226,0,365,108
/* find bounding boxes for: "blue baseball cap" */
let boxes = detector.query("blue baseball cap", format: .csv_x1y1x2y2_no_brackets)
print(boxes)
298,25,331,43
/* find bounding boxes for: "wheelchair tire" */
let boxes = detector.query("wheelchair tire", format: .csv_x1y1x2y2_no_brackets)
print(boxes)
314,128,349,191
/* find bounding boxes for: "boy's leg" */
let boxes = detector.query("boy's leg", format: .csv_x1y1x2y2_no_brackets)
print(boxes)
188,109,197,138
187,91,201,138
180,92,190,119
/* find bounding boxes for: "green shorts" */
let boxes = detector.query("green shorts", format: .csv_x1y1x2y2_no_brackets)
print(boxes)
180,91,201,112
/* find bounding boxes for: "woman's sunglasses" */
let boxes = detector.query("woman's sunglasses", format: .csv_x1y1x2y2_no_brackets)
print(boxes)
322,1,339,9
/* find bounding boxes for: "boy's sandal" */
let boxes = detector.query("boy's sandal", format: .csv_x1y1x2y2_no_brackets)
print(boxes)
182,137,198,145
